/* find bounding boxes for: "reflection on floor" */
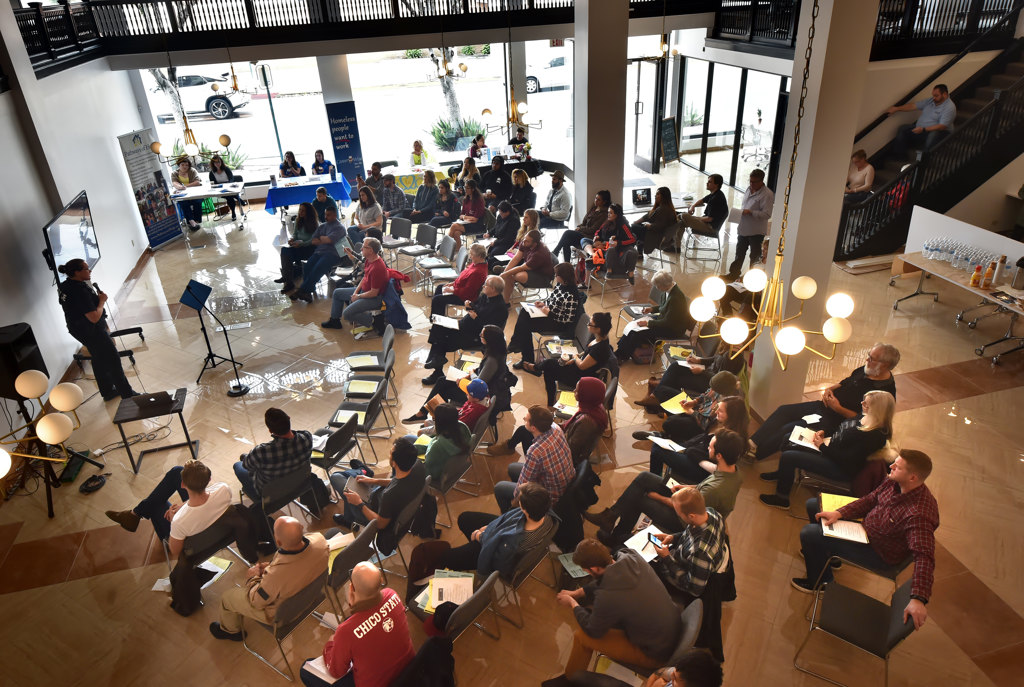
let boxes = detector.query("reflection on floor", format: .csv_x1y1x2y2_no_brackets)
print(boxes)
1,195,1022,687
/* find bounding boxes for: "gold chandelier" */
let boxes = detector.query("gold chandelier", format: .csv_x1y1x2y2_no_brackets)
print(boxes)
687,0,853,371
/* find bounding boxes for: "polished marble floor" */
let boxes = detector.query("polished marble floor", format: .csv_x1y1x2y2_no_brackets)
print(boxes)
1,185,1023,687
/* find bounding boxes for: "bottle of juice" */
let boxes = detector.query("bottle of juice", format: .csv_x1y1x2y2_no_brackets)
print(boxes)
969,265,982,287
981,261,996,289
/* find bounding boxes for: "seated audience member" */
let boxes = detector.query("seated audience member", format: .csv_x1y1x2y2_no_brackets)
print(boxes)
454,157,481,198
277,202,319,292
499,229,554,301
494,405,574,513
347,186,383,246
105,460,231,555
312,186,339,223
421,276,509,383
509,126,529,148
650,487,727,603
290,206,347,303
378,174,407,224
430,179,462,228
636,371,740,443
677,174,729,251
844,149,874,205
584,430,747,545
539,170,572,229
330,439,428,551
887,83,956,157
595,204,638,283
553,190,610,262
526,312,614,407
630,187,677,255
615,270,692,360
448,179,486,250
484,201,521,264
648,397,749,484
508,168,537,215
301,562,414,687
410,139,431,167
553,538,682,677
509,263,584,368
171,157,204,231
491,208,538,271
413,380,491,447
310,149,335,177
413,402,472,482
759,390,895,509
656,341,745,402
491,377,607,466
279,151,305,178
469,133,487,159
564,649,724,687
752,343,899,460
208,154,240,222
355,162,384,198
794,450,938,632
481,155,513,210
409,323,511,418
210,516,329,640
321,238,388,330
430,243,489,317
233,408,313,501
398,169,439,223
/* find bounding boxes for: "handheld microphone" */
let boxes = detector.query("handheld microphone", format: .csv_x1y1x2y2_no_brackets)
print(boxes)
92,282,102,294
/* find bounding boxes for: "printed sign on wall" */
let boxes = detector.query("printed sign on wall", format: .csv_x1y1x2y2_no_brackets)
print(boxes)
326,101,365,197
117,129,180,249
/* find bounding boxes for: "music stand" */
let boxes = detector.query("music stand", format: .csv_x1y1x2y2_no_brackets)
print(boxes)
179,280,249,397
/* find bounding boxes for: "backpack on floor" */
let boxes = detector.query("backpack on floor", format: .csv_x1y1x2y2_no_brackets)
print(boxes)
631,343,656,365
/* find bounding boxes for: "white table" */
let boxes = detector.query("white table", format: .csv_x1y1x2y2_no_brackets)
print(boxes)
169,182,249,229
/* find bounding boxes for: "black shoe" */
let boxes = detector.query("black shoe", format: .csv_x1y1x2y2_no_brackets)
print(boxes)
293,291,313,303
256,541,277,557
595,529,618,548
759,494,790,509
101,392,118,401
719,273,739,282
280,285,295,295
422,371,443,385
627,274,635,285
759,471,780,482
273,277,287,284
321,318,343,329
512,360,526,370
790,577,816,594
332,513,352,529
209,622,243,641
631,430,661,441
403,411,429,424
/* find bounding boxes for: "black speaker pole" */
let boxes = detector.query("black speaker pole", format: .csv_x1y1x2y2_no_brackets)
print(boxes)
185,284,249,397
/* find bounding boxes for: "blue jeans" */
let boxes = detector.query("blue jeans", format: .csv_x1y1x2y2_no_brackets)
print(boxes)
347,226,366,245
134,466,188,541
649,445,708,484
297,251,341,294
329,470,381,527
751,400,840,460
233,461,258,502
800,497,886,586
179,199,203,224
330,287,384,326
494,462,524,513
893,124,949,157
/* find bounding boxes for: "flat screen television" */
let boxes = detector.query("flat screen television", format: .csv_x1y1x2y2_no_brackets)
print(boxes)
41,190,99,282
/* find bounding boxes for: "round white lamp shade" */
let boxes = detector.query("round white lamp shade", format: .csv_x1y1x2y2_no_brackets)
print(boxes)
720,317,750,345
822,317,853,343
36,412,73,445
701,276,727,301
826,293,855,319
517,101,529,114
0,448,11,478
775,326,807,355
50,383,84,412
15,370,48,399
689,296,717,323
791,275,818,300
184,142,200,156
742,268,768,293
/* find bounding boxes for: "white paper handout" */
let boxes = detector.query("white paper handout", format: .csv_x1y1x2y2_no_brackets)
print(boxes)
311,433,330,452
622,319,648,336
649,436,685,452
522,303,547,318
789,426,820,452
802,413,823,424
430,575,474,607
303,656,342,684
822,519,869,544
623,523,665,563
431,314,460,330
326,531,355,551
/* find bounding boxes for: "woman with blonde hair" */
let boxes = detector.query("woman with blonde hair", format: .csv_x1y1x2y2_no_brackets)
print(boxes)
508,168,536,214
455,157,480,198
409,139,431,167
759,390,895,509
399,169,438,222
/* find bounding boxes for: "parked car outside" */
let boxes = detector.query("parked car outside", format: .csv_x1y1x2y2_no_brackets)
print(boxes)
153,73,251,121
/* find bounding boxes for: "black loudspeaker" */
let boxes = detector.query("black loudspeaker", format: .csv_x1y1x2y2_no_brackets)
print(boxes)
0,323,48,400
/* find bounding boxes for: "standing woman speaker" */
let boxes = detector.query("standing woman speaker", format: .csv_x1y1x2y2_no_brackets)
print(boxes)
57,259,137,401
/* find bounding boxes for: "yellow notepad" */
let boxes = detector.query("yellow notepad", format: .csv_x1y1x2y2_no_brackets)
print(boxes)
347,355,377,368
332,409,366,425
414,434,431,447
668,346,692,359
557,391,577,407
460,361,476,372
347,380,379,395
311,450,324,459
660,390,691,415
820,492,858,513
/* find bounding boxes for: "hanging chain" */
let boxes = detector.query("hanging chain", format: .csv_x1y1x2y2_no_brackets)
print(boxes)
778,0,819,257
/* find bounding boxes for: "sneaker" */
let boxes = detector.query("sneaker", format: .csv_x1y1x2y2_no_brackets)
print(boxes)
332,513,352,529
759,471,780,482
321,318,343,330
581,508,618,532
402,412,428,424
631,430,661,441
421,371,443,386
485,442,516,456
790,577,817,594
209,622,244,641
105,509,140,532
273,277,288,284
121,389,139,399
759,494,791,509
293,291,313,303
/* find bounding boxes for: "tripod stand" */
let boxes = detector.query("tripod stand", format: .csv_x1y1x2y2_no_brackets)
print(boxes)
180,280,249,396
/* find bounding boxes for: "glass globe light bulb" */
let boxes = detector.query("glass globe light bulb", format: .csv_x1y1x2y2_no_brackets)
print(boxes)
49,383,84,412
720,317,749,345
150,141,163,155
742,268,768,293
790,275,817,300
0,448,11,478
826,293,855,318
211,83,220,92
822,317,852,343
36,412,73,445
15,370,48,399
700,276,727,301
517,101,529,114
688,296,716,323
775,326,806,356
184,142,200,156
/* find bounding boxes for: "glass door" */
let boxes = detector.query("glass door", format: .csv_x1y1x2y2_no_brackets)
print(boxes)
630,59,662,174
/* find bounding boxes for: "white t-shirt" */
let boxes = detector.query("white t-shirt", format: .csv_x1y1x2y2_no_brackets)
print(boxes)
169,482,232,540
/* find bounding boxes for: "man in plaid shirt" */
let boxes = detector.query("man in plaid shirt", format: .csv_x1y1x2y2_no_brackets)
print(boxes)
233,408,313,500
494,405,574,513
796,449,939,629
378,174,408,222
650,487,727,601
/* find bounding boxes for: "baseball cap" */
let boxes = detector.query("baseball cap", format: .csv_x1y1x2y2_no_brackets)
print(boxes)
466,378,489,399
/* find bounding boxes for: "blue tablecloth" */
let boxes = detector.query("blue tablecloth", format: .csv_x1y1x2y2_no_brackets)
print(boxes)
264,178,352,214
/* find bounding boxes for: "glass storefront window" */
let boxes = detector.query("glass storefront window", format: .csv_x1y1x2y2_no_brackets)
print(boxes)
706,64,742,184
679,58,709,170
736,70,783,185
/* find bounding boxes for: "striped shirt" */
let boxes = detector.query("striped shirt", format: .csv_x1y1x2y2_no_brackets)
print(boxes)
660,507,726,597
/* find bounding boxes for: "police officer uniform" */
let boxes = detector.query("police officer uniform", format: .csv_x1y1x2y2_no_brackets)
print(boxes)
58,278,134,400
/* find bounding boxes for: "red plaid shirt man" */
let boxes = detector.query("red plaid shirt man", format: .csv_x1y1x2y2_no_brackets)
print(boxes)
516,424,574,504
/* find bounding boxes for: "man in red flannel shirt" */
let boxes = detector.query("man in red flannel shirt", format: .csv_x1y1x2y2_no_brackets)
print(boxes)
429,242,488,317
494,405,574,513
795,449,939,629
301,562,414,687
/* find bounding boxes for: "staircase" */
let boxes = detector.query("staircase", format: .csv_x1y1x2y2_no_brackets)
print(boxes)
835,37,1024,261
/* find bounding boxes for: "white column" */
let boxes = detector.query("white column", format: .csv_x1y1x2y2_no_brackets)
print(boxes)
509,40,527,106
573,0,629,217
748,0,880,419
317,54,354,102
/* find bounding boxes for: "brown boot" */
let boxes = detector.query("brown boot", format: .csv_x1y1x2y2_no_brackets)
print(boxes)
647,376,659,395
485,441,516,456
582,507,618,533
633,393,661,409
105,509,140,532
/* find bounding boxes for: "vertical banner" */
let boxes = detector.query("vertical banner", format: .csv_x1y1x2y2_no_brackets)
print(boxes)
325,101,364,198
117,129,180,249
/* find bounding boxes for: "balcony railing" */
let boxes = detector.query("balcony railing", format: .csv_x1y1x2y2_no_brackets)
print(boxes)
713,0,801,49
872,0,1020,59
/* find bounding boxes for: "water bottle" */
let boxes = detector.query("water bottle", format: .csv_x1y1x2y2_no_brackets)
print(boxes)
923,239,933,259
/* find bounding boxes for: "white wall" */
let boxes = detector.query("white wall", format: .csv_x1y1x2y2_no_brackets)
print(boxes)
947,153,1024,234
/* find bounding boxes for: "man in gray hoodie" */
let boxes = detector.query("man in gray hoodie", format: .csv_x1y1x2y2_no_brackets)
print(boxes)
555,538,681,675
